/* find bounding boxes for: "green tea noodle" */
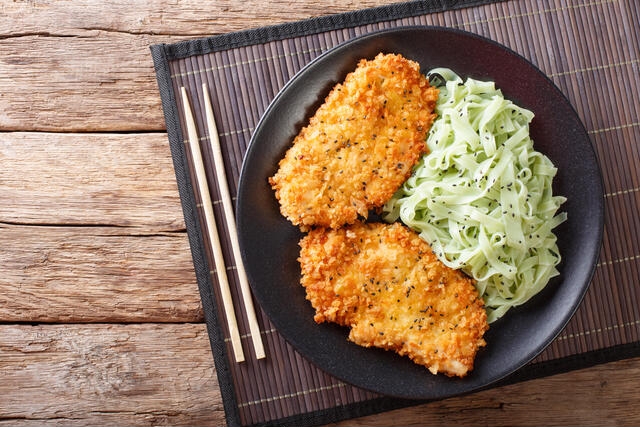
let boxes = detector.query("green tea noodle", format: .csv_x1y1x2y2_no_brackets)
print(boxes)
383,68,566,323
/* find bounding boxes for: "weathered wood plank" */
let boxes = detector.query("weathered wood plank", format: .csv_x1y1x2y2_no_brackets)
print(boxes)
1,322,639,427
0,132,184,230
0,224,202,322
0,34,169,132
0,323,224,426
0,0,394,36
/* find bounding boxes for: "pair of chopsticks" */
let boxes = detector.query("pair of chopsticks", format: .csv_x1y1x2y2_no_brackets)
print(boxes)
180,84,265,362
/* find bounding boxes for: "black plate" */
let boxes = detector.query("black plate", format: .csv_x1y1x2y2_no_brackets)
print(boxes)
237,26,604,400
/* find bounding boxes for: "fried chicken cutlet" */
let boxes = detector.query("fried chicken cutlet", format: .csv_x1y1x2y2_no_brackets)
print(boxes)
270,53,439,230
298,222,488,377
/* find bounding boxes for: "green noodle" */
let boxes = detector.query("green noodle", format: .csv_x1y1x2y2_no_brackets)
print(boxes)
383,68,567,323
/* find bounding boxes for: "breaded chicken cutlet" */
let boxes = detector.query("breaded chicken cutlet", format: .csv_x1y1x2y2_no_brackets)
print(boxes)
298,222,488,377
269,53,439,230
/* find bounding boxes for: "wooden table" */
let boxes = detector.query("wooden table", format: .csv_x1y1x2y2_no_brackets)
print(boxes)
2,1,639,425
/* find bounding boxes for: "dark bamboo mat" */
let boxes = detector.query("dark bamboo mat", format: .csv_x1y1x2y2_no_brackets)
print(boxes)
151,0,640,425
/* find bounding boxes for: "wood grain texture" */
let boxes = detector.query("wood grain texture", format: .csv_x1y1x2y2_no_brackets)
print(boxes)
0,34,169,132
0,0,394,36
0,132,184,229
0,223,202,322
0,323,224,426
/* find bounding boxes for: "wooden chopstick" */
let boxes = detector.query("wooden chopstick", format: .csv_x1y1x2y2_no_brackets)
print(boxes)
202,83,266,360
180,86,245,363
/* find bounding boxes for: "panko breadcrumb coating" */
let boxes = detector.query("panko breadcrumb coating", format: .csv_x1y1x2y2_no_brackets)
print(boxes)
269,53,439,230
298,222,488,377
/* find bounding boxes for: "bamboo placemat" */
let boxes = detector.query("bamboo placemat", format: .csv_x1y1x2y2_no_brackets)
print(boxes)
151,0,640,425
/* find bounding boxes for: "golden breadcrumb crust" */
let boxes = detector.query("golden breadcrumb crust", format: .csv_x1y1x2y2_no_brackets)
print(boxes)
269,53,439,230
298,222,489,377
